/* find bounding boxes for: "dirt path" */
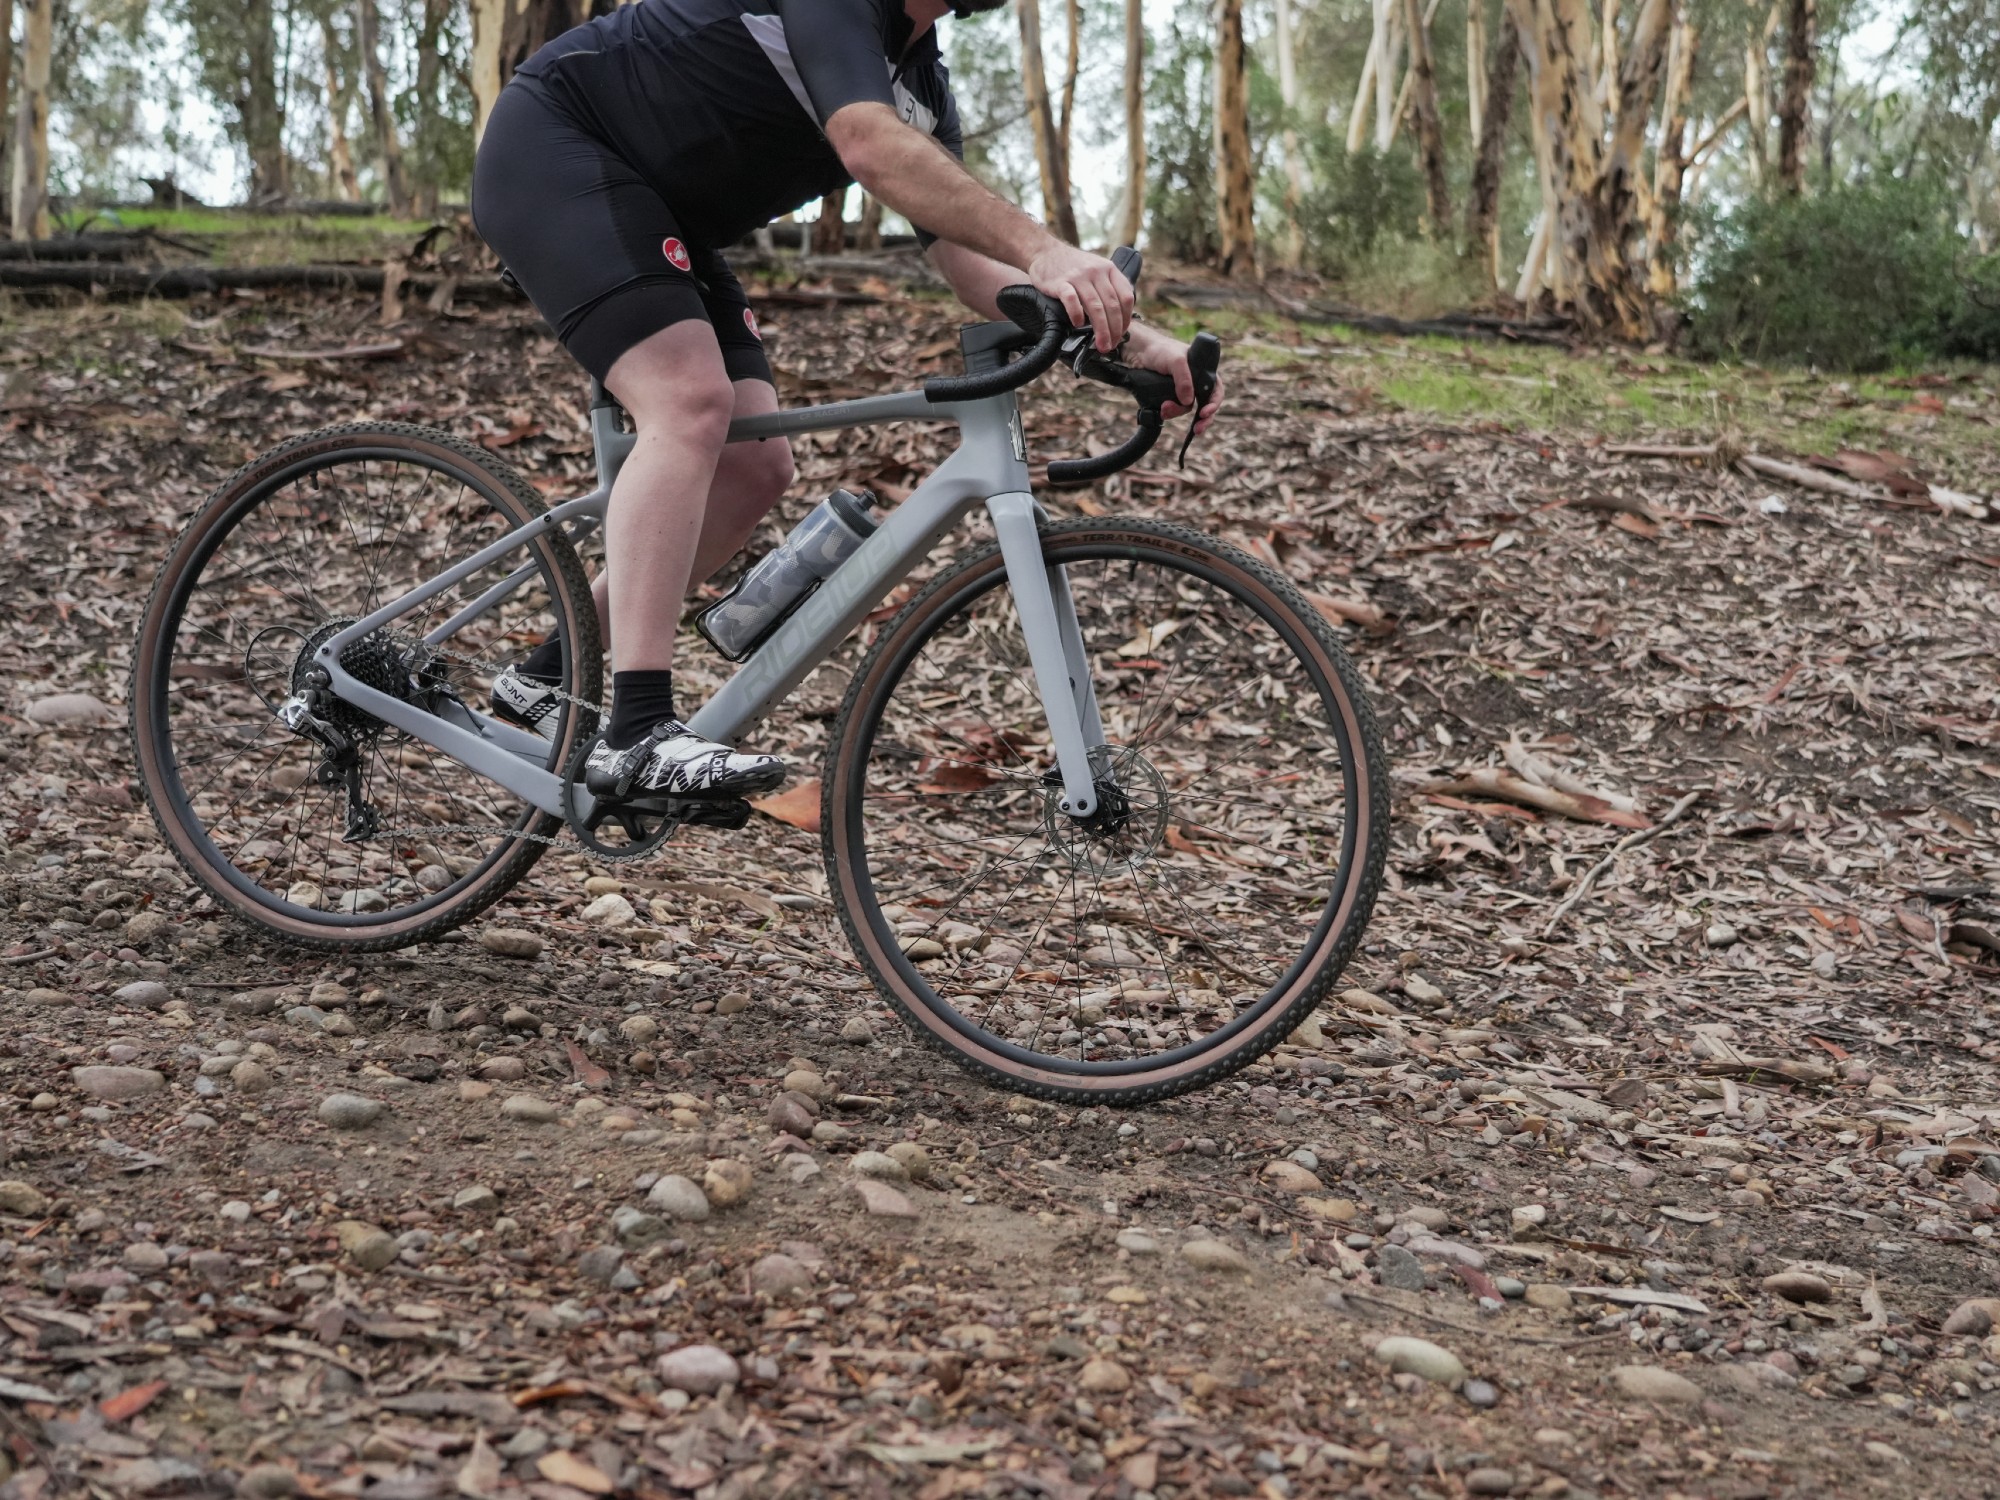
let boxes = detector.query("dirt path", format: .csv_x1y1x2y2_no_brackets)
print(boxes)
0,289,1997,1500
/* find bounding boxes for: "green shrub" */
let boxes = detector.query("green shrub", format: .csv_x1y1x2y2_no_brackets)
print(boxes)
1939,252,2000,360
1297,134,1428,278
1684,178,1967,370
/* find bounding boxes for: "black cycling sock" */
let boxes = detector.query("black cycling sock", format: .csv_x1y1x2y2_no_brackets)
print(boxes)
606,670,677,750
519,629,565,685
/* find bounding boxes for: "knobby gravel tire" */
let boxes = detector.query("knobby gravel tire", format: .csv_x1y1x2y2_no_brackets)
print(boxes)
130,423,601,953
821,516,1390,1105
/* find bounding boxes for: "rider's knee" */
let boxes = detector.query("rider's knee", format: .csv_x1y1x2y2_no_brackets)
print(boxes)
631,370,736,449
744,436,796,501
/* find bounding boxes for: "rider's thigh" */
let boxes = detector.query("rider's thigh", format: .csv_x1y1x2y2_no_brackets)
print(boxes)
604,319,737,450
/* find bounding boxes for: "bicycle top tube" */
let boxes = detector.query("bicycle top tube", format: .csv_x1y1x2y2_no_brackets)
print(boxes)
724,388,945,443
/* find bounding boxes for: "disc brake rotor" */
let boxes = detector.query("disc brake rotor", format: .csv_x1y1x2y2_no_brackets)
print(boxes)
1042,746,1170,876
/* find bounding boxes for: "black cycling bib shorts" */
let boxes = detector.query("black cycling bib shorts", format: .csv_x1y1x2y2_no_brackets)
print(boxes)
472,0,964,386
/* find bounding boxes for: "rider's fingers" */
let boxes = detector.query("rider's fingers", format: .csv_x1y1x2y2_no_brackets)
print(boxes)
1056,282,1087,331
1109,275,1134,343
1171,355,1194,409
1080,282,1117,351
1082,271,1125,349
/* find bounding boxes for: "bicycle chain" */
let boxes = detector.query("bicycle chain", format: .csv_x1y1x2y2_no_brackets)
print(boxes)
318,641,670,865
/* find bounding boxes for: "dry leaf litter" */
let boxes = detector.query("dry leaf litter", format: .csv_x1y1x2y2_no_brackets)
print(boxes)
0,288,1996,1500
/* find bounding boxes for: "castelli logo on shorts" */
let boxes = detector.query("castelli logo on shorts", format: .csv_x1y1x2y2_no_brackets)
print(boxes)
743,307,760,339
661,237,691,272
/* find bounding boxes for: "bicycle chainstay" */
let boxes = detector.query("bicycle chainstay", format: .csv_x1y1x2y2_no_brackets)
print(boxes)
300,641,673,865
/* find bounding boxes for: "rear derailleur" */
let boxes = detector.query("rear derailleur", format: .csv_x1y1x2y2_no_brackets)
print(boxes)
275,680,379,844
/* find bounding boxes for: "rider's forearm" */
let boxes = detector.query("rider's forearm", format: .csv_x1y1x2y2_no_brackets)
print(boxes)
925,242,1022,322
826,103,1058,273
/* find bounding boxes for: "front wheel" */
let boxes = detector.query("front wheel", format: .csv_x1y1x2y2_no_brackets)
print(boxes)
822,517,1389,1104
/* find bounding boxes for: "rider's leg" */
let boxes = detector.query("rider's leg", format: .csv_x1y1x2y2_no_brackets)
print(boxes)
600,318,735,684
595,334,795,768
501,379,791,738
573,375,792,654
577,341,792,797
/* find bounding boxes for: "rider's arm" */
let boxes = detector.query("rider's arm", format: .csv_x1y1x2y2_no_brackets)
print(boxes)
823,102,1129,351
925,239,1224,433
771,0,1127,348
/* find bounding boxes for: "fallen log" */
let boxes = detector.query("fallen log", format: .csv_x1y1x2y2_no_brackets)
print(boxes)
1604,442,1720,460
1153,281,1576,344
1697,1058,1837,1086
0,229,208,263
1733,452,1944,510
1298,303,1574,345
0,262,523,302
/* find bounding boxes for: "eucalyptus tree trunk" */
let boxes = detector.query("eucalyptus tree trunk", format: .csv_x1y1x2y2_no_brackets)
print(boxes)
1058,0,1079,170
1508,0,1672,338
412,0,451,217
1017,0,1078,244
1597,0,1618,125
8,0,51,240
1777,0,1813,194
471,0,585,145
1375,0,1402,151
358,0,413,217
0,0,16,219
321,18,361,201
1464,3,1522,281
1346,1,1381,153
812,193,846,254
470,0,507,142
1215,0,1257,276
1275,0,1303,267
1117,0,1145,245
1402,0,1450,231
244,0,287,200
857,193,883,250
1466,0,1487,149
1647,13,1695,295
1384,0,1440,151
1743,5,1774,190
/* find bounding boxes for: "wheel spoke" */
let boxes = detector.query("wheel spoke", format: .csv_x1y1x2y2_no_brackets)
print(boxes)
138,430,598,929
836,527,1383,1094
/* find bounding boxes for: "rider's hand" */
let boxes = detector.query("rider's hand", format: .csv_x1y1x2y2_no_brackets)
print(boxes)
1027,242,1134,353
1123,321,1224,436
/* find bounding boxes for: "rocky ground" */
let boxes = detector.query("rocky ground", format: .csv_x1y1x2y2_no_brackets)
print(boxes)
1,277,1999,1500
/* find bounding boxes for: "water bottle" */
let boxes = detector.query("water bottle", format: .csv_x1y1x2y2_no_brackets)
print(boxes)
696,489,878,660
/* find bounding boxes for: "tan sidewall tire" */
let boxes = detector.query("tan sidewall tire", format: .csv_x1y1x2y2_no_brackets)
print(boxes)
822,518,1389,1104
130,423,601,953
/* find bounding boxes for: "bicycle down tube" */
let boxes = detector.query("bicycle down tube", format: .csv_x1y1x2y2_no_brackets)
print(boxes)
308,384,1111,824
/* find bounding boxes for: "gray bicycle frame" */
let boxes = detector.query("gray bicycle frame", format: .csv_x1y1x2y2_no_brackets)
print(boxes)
309,383,1112,826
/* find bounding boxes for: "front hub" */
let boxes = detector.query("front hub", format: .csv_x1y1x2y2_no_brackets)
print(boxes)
1042,746,1169,876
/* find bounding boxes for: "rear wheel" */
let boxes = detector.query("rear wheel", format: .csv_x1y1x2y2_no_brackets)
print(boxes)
822,517,1389,1104
130,423,601,951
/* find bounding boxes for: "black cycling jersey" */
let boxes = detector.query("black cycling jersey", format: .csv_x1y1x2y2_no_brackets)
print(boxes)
512,0,963,250
472,0,964,383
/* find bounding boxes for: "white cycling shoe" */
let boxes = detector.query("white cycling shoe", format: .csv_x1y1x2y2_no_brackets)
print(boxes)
491,665,562,741
583,720,786,801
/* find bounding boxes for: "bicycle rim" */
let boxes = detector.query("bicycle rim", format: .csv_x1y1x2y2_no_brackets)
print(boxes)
825,518,1388,1103
131,424,600,947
